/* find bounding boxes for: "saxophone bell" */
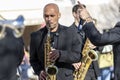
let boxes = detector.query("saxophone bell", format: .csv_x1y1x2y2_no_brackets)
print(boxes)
87,50,98,61
46,65,58,75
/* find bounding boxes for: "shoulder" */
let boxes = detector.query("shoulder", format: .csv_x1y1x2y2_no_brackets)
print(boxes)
31,27,47,38
115,22,120,27
59,24,68,30
58,24,69,33
69,23,75,28
58,24,76,35
30,27,47,44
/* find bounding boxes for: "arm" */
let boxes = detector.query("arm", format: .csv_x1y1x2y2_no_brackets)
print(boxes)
57,28,83,64
77,1,120,46
17,37,25,66
30,33,43,75
83,22,120,46
30,29,52,80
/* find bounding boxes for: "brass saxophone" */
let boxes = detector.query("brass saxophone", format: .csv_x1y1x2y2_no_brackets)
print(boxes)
74,38,98,80
44,22,58,80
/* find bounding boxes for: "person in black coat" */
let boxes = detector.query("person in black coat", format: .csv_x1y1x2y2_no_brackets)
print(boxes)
78,2,120,80
70,4,100,80
0,26,24,80
30,3,83,80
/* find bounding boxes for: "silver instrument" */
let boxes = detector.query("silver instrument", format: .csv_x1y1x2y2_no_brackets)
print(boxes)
0,15,25,39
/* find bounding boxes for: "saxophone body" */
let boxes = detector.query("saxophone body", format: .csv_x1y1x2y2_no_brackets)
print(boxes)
74,38,98,80
44,26,58,80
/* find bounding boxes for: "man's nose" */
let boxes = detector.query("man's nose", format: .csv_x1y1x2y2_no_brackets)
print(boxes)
48,16,52,21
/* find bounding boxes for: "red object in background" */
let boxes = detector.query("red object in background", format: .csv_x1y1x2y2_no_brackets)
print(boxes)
40,22,46,28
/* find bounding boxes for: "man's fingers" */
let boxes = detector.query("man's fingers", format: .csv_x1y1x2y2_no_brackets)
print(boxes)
77,1,84,9
39,71,46,80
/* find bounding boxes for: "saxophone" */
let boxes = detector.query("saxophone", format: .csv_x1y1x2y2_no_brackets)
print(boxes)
44,22,58,80
74,38,98,80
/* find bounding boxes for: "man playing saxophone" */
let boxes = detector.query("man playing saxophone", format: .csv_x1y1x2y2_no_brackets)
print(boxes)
70,4,100,80
78,1,120,80
30,3,83,80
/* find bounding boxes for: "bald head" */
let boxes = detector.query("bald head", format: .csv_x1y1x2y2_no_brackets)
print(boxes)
44,3,60,13
43,3,61,32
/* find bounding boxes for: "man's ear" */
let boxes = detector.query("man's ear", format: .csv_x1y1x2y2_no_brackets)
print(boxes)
58,13,61,18
73,12,76,17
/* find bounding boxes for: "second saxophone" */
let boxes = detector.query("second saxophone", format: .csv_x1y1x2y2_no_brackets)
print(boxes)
74,38,98,80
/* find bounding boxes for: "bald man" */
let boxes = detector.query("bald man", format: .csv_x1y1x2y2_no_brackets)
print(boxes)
30,3,83,80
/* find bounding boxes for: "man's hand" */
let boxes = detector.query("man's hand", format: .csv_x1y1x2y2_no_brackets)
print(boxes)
72,62,82,70
39,70,47,80
77,1,93,22
49,48,60,62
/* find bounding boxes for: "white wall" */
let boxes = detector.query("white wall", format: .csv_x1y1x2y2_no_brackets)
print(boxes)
0,0,120,29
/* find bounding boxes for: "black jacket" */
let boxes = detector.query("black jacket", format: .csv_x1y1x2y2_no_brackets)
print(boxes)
30,24,83,80
83,22,120,80
70,23,100,78
0,27,24,80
